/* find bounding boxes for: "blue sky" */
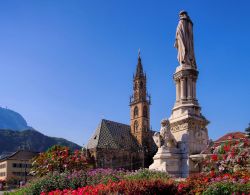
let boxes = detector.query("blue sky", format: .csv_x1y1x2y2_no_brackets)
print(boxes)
0,1,249,146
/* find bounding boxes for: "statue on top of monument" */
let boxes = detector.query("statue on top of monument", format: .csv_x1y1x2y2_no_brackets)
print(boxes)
174,10,196,68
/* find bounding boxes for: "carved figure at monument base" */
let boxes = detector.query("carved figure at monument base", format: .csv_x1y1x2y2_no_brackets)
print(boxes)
149,120,181,175
153,119,177,149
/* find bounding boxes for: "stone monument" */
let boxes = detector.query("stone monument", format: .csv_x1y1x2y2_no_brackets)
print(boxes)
149,11,209,178
149,119,181,176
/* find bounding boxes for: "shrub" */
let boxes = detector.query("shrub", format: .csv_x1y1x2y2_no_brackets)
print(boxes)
202,137,250,175
86,168,126,186
203,181,250,195
41,179,178,195
31,145,92,176
177,171,250,195
124,168,170,181
8,171,87,195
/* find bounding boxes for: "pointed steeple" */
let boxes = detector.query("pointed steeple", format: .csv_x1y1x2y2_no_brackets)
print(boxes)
136,49,144,77
130,50,151,148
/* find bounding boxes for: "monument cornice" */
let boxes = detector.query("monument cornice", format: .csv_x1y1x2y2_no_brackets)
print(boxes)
173,68,199,80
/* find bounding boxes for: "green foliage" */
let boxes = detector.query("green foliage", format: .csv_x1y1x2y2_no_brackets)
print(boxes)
124,168,170,181
203,181,250,195
7,171,87,195
245,123,250,137
86,169,123,186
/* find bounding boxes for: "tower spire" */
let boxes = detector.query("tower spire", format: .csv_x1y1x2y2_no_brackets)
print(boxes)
136,48,144,77
130,51,151,146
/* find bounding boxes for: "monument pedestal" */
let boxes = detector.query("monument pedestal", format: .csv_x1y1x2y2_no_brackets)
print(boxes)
149,146,182,177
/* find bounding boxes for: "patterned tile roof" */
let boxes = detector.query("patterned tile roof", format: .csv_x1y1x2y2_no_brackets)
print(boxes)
86,119,140,151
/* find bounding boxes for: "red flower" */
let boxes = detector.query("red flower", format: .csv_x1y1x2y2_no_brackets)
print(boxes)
210,170,215,177
223,144,230,152
211,154,218,161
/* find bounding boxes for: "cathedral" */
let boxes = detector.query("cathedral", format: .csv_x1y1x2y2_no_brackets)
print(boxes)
86,52,156,169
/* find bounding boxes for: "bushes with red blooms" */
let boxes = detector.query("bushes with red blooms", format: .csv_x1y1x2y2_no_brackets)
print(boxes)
42,171,250,195
41,179,178,195
177,171,250,194
31,145,93,176
203,137,250,174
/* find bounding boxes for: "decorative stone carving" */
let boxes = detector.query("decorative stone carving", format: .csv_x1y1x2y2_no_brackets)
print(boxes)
149,146,181,176
153,119,177,148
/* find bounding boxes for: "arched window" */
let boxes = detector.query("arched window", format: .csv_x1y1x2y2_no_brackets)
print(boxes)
134,120,139,132
134,106,138,118
143,106,148,117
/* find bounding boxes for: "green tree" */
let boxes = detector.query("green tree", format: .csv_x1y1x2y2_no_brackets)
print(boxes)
245,123,250,137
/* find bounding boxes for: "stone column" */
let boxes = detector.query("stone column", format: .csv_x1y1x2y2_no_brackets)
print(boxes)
192,80,196,99
178,80,181,101
176,80,180,101
187,78,192,99
180,78,184,100
183,78,187,99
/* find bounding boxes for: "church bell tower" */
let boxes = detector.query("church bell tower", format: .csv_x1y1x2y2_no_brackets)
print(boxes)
130,51,151,146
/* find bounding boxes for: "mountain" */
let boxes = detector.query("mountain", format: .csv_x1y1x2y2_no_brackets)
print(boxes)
0,129,82,155
0,107,32,131
0,107,82,155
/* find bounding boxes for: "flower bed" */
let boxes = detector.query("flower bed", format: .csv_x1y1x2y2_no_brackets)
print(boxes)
8,169,170,195
7,137,250,195
43,171,250,195
41,180,178,195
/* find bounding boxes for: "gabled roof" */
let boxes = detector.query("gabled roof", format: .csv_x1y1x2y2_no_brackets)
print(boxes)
0,150,38,162
87,119,139,151
201,131,247,154
215,132,246,143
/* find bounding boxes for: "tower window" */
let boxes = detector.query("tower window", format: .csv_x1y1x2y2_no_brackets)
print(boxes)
140,81,143,89
134,106,138,118
143,106,148,117
134,120,139,132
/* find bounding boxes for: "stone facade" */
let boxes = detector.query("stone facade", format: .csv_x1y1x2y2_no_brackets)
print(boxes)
86,53,156,170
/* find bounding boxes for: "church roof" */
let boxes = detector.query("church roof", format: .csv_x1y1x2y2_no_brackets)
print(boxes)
86,119,140,151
